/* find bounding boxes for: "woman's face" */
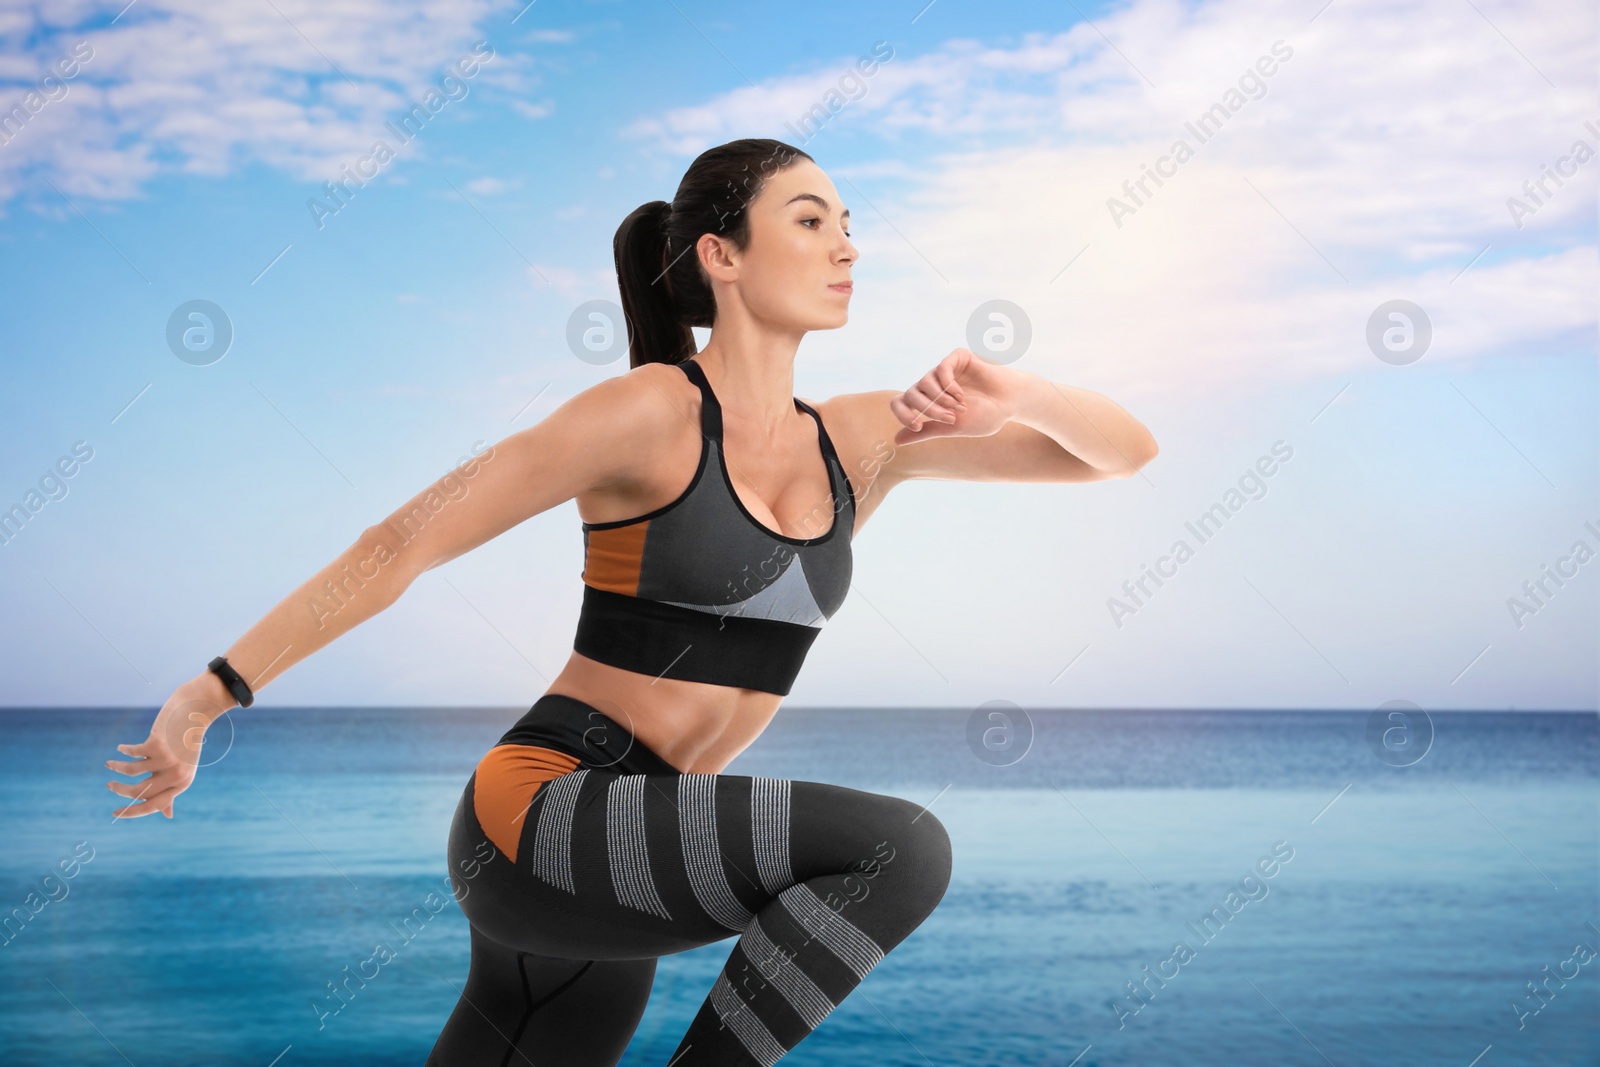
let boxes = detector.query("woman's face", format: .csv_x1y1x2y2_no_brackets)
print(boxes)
704,159,858,332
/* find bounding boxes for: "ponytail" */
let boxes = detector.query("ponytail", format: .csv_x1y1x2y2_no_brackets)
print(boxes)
614,200,696,368
612,138,813,369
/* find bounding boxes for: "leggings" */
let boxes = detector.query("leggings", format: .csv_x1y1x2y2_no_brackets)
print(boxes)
426,694,953,1066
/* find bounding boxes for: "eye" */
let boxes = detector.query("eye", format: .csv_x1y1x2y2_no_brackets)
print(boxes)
802,217,851,238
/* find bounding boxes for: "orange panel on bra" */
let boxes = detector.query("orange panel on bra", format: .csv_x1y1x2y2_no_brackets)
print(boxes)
472,744,583,864
583,521,649,595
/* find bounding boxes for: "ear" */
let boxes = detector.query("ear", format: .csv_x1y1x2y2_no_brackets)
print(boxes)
698,232,740,283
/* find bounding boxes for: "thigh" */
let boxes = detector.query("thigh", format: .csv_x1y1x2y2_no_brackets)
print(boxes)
448,766,948,960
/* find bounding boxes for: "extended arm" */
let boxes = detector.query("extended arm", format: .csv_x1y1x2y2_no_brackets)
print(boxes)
105,367,681,818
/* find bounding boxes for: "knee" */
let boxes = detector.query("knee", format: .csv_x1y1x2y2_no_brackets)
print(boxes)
878,798,953,910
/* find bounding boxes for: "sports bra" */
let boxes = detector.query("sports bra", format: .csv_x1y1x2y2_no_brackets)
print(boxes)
572,357,856,696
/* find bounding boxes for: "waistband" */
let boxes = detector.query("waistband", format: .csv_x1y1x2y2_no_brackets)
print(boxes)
495,693,683,776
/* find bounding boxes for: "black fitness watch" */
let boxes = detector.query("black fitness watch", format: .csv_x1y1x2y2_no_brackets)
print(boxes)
207,655,255,708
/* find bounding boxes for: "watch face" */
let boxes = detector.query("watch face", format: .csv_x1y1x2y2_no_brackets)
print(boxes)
209,658,252,705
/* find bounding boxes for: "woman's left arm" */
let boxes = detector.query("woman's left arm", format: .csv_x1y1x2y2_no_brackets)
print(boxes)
873,347,1159,483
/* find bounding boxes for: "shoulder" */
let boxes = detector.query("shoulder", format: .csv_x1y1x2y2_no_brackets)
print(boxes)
522,360,699,486
800,388,906,495
583,359,695,417
562,360,698,442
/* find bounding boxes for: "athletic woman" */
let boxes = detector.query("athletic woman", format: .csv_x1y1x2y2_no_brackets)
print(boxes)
106,138,1158,1065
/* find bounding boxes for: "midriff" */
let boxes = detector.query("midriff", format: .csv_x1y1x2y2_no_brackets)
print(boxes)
543,649,784,775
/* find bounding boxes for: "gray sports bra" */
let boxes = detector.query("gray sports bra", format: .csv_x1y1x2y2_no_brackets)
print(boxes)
572,357,856,695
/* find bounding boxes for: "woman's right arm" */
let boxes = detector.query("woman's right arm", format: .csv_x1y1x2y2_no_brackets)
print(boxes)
105,367,682,819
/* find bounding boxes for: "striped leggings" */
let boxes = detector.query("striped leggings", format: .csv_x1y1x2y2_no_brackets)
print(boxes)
426,695,953,1066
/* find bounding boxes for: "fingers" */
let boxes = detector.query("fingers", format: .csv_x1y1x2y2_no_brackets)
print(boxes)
888,395,936,432
107,778,149,800
106,758,148,777
897,384,957,425
934,360,967,407
891,355,972,433
911,361,969,420
113,787,179,820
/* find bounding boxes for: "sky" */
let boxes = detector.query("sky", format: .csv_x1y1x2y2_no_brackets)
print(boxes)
0,0,1594,711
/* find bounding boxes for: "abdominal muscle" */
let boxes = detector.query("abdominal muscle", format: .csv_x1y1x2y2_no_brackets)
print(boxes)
543,649,782,775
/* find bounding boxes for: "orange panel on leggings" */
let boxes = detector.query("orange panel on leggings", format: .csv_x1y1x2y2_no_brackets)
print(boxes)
472,745,582,863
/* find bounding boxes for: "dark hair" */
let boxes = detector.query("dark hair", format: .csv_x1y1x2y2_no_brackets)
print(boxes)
613,138,814,368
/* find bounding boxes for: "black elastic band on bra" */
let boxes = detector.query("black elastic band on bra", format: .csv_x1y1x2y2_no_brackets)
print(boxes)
573,585,819,696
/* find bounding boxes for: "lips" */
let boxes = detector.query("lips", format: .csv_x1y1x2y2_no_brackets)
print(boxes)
829,282,853,292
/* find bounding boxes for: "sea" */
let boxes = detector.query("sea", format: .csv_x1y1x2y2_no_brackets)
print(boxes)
1,707,1595,1066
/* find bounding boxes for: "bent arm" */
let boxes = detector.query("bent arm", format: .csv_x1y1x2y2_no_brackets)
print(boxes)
1007,371,1159,478
827,382,1157,494
186,370,674,725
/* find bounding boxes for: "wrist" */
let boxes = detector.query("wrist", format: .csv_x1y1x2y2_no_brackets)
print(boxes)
1005,367,1049,426
175,670,236,725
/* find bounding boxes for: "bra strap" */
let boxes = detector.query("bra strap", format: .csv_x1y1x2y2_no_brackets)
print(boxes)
676,358,722,440
795,398,858,518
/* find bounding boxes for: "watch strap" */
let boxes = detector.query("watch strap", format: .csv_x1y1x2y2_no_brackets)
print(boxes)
207,655,255,708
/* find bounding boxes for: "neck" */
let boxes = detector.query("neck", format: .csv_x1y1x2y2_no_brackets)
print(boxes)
693,329,803,432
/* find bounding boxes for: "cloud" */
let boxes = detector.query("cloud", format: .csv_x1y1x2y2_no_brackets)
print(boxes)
509,98,554,119
622,0,1596,395
465,175,516,195
0,0,504,210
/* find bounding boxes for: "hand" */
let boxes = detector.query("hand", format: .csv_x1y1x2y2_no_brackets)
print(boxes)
888,348,1024,445
106,673,232,819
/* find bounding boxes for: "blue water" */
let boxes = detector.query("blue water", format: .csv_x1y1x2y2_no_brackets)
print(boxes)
1,708,1595,1066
